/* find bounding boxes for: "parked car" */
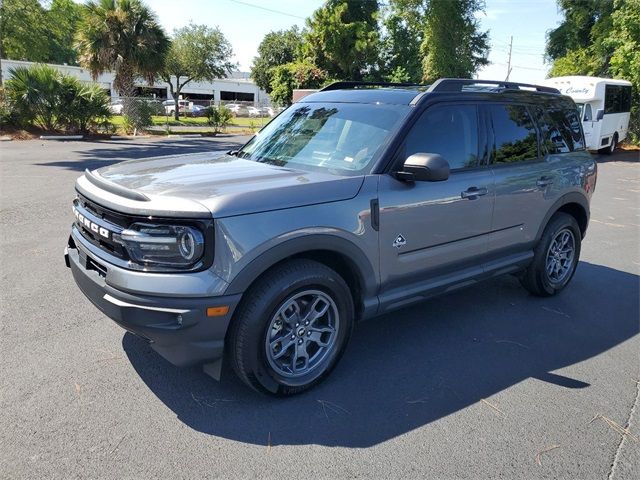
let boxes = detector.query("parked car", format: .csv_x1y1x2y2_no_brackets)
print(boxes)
247,106,261,117
225,103,249,117
65,79,596,396
163,99,193,115
190,104,207,117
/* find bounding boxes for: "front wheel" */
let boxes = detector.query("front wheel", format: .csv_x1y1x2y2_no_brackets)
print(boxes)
520,212,581,297
227,259,354,396
601,132,618,155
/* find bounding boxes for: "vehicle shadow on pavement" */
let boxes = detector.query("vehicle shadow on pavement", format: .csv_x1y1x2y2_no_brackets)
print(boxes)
595,150,639,163
34,138,243,172
123,261,639,447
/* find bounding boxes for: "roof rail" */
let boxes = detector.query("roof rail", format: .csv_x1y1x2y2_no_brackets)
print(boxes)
427,78,560,94
320,81,426,91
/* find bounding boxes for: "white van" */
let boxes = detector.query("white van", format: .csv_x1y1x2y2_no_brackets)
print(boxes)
544,76,632,153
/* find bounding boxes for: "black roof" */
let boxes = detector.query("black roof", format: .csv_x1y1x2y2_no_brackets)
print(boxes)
299,78,566,107
300,87,425,105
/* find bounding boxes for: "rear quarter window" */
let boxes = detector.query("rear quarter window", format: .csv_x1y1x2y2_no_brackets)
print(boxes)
535,107,585,153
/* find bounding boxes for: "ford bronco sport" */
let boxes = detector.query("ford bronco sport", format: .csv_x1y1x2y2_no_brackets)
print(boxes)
65,79,597,395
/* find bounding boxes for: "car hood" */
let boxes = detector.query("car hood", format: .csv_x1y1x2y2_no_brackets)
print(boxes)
82,152,364,218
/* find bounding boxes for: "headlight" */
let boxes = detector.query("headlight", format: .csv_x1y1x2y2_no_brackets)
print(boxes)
114,223,205,268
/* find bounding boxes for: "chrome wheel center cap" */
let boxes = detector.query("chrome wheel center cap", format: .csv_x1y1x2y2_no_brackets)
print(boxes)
297,327,306,337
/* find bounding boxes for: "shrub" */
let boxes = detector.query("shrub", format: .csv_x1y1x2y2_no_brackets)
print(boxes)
0,87,19,128
4,64,112,133
205,104,233,132
122,98,156,134
58,78,112,133
5,64,63,130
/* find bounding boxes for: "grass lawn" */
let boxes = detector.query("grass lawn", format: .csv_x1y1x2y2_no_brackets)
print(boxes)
109,115,272,130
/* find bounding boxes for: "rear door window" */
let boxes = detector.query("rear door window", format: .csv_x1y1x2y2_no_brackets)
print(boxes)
404,104,480,170
489,104,538,164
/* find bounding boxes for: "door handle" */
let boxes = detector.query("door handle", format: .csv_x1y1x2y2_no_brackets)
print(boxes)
461,187,488,199
536,176,554,188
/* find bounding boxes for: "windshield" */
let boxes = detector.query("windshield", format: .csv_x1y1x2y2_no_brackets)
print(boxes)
237,102,409,176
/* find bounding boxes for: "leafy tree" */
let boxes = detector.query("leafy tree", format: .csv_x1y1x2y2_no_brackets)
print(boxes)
379,0,425,83
251,27,303,94
303,0,380,80
269,61,328,106
0,0,82,66
0,0,51,62
75,0,169,103
545,0,614,70
162,23,235,120
421,0,489,82
47,0,83,65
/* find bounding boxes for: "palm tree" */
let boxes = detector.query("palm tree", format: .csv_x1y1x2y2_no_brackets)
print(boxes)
75,0,169,101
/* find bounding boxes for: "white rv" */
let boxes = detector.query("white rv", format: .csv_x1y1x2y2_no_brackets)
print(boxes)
544,76,632,153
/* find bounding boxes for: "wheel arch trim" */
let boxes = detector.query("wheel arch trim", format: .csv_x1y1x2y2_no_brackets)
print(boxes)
536,192,590,241
224,234,378,304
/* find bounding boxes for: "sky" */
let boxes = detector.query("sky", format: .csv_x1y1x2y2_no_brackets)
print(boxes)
139,0,563,84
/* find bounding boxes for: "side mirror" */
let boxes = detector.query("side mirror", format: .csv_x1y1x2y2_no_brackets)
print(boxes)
398,153,450,182
595,109,604,121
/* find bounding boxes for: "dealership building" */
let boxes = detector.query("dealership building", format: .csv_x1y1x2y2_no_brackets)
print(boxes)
1,59,270,104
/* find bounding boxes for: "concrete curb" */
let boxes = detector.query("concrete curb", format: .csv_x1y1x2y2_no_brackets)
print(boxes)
167,134,203,138
39,135,84,141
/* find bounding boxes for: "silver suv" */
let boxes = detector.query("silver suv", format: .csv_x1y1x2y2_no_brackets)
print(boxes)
65,79,597,395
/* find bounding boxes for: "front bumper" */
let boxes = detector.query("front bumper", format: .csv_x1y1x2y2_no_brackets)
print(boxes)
65,236,241,367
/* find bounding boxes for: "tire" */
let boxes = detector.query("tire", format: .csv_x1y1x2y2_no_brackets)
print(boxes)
602,132,618,155
520,212,581,297
227,259,354,396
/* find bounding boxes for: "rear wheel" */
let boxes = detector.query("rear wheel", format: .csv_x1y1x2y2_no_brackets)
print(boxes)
520,213,581,297
227,259,354,396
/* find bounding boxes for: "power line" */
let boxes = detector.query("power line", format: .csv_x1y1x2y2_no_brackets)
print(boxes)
224,0,308,20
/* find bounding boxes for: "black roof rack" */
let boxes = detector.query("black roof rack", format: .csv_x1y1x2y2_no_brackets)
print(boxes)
427,78,560,94
320,81,426,91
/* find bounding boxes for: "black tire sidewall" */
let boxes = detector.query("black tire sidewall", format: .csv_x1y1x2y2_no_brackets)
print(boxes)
234,262,354,395
536,214,581,295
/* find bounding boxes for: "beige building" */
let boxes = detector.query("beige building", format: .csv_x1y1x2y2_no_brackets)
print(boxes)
1,59,270,104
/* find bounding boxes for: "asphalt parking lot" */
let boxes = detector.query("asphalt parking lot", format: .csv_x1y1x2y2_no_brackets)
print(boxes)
1,137,638,479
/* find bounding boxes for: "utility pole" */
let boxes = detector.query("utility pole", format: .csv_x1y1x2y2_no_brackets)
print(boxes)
505,35,513,81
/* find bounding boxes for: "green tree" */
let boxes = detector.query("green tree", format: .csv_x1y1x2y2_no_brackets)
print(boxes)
0,0,82,66
47,0,83,65
545,0,614,72
75,0,169,102
303,0,380,80
162,23,235,120
0,0,51,62
421,0,489,82
379,0,425,83
251,27,303,94
269,61,328,106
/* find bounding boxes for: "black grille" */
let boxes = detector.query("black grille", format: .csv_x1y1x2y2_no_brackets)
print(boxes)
74,195,129,260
